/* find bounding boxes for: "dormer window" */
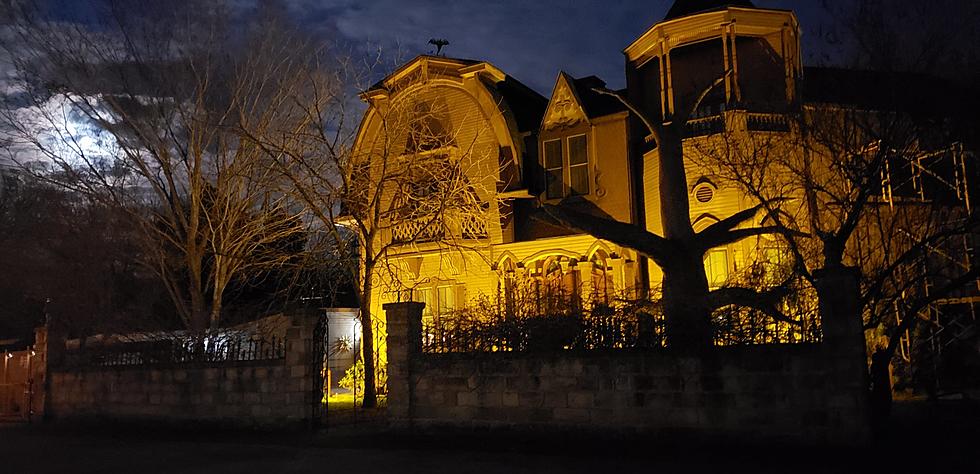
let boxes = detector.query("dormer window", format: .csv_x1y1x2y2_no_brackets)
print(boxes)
544,134,590,199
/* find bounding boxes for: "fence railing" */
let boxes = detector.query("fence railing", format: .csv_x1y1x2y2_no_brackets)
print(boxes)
61,333,286,368
423,308,667,354
421,302,822,354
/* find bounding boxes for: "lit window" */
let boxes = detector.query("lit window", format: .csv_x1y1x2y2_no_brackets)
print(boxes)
437,286,455,318
590,255,615,306
703,249,729,288
568,135,589,195
542,134,590,199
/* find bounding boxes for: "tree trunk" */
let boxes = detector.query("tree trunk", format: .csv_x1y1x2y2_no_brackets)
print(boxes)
658,124,713,350
189,278,209,332
662,253,714,351
869,348,893,435
359,259,378,409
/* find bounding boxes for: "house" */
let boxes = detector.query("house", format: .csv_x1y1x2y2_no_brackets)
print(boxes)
351,0,975,375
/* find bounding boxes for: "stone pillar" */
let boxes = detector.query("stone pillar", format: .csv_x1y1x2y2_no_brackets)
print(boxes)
384,302,424,426
285,309,321,427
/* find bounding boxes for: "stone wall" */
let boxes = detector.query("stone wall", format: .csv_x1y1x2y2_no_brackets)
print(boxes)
46,314,321,429
384,302,870,443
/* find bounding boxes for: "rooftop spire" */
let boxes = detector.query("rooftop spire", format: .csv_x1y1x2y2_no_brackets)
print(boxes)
663,0,755,21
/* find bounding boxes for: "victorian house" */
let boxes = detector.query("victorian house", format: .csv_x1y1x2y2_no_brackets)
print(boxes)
351,0,975,360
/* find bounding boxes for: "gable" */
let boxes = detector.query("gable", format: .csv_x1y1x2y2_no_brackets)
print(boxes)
542,73,589,131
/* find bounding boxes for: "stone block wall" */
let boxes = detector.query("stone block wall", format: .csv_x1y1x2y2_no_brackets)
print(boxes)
384,302,870,443
46,313,321,429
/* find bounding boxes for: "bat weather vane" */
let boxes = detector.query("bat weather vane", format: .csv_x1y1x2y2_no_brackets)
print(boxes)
428,38,449,56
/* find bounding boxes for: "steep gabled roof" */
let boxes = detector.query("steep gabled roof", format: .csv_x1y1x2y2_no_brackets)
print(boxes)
568,76,628,119
360,55,545,134
542,73,627,130
664,0,755,21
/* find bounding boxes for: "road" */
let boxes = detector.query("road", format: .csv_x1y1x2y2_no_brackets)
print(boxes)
1,400,977,473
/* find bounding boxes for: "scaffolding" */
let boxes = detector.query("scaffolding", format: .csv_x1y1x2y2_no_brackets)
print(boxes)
881,142,977,395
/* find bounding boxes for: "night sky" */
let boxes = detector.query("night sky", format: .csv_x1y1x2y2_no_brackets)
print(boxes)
23,0,840,95
273,0,837,93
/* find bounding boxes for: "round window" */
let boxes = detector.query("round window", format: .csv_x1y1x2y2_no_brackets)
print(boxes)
695,185,714,203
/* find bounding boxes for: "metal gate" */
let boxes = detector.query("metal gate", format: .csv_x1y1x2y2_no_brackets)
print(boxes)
310,314,328,430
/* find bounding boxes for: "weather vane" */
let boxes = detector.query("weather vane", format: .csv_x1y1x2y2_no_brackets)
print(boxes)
428,38,449,56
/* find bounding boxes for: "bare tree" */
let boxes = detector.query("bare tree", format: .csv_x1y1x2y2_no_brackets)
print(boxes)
245,54,503,407
540,78,802,351
692,0,980,425
1,0,308,331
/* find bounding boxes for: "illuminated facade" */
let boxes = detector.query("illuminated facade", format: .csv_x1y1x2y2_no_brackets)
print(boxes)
352,0,975,362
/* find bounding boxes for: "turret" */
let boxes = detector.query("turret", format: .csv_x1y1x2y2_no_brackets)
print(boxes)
624,0,802,122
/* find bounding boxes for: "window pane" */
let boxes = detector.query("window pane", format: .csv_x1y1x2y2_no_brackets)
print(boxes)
437,286,454,314
569,164,589,195
568,135,588,165
703,249,729,287
544,140,563,169
546,169,564,199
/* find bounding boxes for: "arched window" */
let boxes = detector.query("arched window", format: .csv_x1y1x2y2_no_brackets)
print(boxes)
590,251,615,307
498,259,517,318
406,100,454,152
536,256,580,315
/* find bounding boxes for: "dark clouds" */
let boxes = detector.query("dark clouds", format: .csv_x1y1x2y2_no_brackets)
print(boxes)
6,1,840,97
276,0,838,94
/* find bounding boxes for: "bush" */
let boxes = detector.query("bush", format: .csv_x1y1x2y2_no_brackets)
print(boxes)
338,357,387,395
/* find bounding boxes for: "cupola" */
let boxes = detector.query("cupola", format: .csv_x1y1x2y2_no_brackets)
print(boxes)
625,0,801,121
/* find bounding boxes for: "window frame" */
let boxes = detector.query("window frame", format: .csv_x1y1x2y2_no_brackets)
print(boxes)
541,132,591,200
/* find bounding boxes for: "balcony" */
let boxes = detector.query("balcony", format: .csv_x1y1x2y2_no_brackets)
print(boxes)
391,213,489,245
684,111,792,138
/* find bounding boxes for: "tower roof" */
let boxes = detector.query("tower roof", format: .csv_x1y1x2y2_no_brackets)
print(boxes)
664,0,755,21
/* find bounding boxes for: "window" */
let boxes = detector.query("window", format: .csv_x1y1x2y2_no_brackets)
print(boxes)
568,135,589,195
437,286,455,317
590,253,615,306
543,134,590,199
412,283,460,326
703,249,729,289
406,101,453,152
544,139,563,199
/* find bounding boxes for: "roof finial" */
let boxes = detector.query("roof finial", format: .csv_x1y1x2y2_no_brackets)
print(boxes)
428,38,450,56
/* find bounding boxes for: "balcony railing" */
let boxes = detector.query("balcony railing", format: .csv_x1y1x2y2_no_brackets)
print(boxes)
746,113,791,132
391,218,445,244
684,112,792,137
685,115,726,138
391,213,488,244
459,213,489,240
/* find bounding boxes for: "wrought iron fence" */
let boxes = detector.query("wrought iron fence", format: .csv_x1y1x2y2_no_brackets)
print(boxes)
62,332,286,368
423,307,667,354
713,306,822,345
421,298,822,354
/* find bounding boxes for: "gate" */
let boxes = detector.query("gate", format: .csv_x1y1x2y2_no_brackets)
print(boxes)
310,314,328,430
0,350,37,422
